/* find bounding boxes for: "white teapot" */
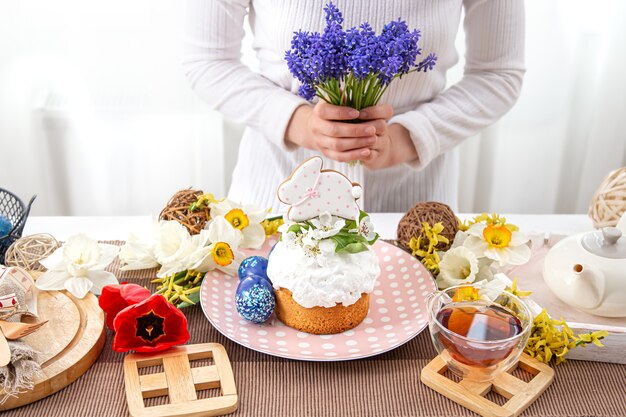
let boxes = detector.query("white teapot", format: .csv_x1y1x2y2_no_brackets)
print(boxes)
543,214,626,317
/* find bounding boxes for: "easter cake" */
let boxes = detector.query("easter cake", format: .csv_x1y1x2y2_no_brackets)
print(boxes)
266,157,380,334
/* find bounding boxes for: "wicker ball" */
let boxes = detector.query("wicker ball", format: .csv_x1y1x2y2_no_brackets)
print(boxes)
4,233,61,272
397,201,458,251
159,189,211,235
589,167,626,228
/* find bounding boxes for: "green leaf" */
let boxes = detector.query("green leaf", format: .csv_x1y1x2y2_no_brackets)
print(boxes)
368,233,380,246
287,224,303,234
337,242,369,254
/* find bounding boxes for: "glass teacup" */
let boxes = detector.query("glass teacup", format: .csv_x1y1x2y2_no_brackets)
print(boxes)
427,284,532,382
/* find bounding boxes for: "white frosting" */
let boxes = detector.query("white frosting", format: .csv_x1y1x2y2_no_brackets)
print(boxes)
267,241,380,308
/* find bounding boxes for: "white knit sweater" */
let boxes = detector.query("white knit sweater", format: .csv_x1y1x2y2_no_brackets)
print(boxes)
182,0,525,213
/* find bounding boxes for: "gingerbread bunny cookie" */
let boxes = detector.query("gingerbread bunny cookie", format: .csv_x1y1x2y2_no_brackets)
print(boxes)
277,156,362,221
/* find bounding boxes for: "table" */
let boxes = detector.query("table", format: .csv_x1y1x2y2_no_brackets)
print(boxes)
6,214,625,417
24,214,594,241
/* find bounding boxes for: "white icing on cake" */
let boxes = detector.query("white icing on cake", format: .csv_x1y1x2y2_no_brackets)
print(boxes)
267,240,380,308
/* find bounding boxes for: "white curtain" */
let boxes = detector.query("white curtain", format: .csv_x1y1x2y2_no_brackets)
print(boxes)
456,0,626,213
1,0,625,215
0,0,225,215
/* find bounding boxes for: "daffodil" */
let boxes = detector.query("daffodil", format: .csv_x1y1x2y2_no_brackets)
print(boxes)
119,233,159,271
152,221,212,277
210,199,267,249
463,222,531,266
189,216,244,275
436,246,479,289
36,234,120,299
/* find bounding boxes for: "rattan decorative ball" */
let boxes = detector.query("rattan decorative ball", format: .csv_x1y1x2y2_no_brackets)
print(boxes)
159,189,211,235
397,201,458,251
589,167,626,228
4,233,61,272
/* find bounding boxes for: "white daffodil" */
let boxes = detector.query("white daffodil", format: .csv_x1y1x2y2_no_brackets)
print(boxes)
310,211,345,239
36,234,120,299
473,273,509,303
210,199,266,249
436,246,480,289
149,220,211,277
118,233,159,271
189,216,244,276
463,223,531,267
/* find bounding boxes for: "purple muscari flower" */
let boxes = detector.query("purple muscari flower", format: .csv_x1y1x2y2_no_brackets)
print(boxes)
324,2,343,26
284,2,437,101
416,53,438,72
298,83,317,100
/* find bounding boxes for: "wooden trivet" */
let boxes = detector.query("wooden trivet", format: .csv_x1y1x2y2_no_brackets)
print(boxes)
420,353,554,417
123,343,238,417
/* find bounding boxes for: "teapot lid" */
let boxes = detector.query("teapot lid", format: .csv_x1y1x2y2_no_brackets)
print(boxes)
581,227,626,259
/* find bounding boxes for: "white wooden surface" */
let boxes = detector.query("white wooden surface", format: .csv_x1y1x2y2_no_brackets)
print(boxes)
23,214,594,242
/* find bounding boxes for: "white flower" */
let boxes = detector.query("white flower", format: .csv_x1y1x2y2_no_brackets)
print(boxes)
119,233,159,271
310,211,345,238
36,234,120,299
476,257,497,282
436,246,479,289
188,216,244,275
149,221,210,277
473,273,510,302
210,199,266,249
357,216,376,241
463,223,531,267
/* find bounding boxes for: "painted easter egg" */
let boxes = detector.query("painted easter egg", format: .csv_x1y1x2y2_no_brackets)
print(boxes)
235,275,275,324
238,256,269,281
0,215,12,238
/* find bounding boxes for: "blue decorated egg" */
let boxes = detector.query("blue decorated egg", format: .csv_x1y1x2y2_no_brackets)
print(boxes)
238,256,269,281
235,275,275,323
0,215,12,238
237,274,273,293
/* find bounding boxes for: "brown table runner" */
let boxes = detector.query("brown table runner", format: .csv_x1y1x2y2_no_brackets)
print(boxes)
4,241,626,417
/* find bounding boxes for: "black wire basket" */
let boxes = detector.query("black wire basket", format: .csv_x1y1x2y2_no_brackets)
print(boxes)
0,188,36,264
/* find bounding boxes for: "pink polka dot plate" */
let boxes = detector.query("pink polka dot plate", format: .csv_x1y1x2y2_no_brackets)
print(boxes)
199,238,436,361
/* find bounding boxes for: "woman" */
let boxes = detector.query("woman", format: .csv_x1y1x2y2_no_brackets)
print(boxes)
182,0,524,212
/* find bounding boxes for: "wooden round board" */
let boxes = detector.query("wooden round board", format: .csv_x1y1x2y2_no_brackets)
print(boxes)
0,288,106,410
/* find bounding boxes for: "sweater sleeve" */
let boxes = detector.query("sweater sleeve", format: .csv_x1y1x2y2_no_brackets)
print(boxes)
181,0,308,151
389,0,525,170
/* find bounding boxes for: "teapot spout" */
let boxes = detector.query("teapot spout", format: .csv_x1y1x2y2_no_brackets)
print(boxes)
570,263,605,310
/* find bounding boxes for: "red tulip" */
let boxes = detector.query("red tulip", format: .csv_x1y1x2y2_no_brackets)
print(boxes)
98,283,151,330
112,294,190,353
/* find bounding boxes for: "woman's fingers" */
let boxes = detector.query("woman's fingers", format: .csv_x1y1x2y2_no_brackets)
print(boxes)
314,101,359,121
321,135,376,152
359,103,394,120
322,147,371,163
314,119,377,138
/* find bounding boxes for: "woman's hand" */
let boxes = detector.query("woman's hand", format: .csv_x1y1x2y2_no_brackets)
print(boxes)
358,105,419,170
286,102,378,163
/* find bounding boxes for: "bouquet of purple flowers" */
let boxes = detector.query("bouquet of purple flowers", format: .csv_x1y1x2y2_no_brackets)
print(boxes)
285,2,437,111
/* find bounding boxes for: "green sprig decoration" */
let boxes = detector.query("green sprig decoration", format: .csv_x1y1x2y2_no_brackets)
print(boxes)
152,270,204,308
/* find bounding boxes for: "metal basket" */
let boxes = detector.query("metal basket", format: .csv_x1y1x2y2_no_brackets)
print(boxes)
0,188,36,264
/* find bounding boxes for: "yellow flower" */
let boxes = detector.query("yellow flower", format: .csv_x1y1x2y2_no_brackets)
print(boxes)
212,242,234,267
452,285,479,302
225,208,250,230
210,199,267,249
482,224,512,248
508,277,532,298
261,217,284,236
576,330,609,347
189,193,219,211
464,222,530,267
